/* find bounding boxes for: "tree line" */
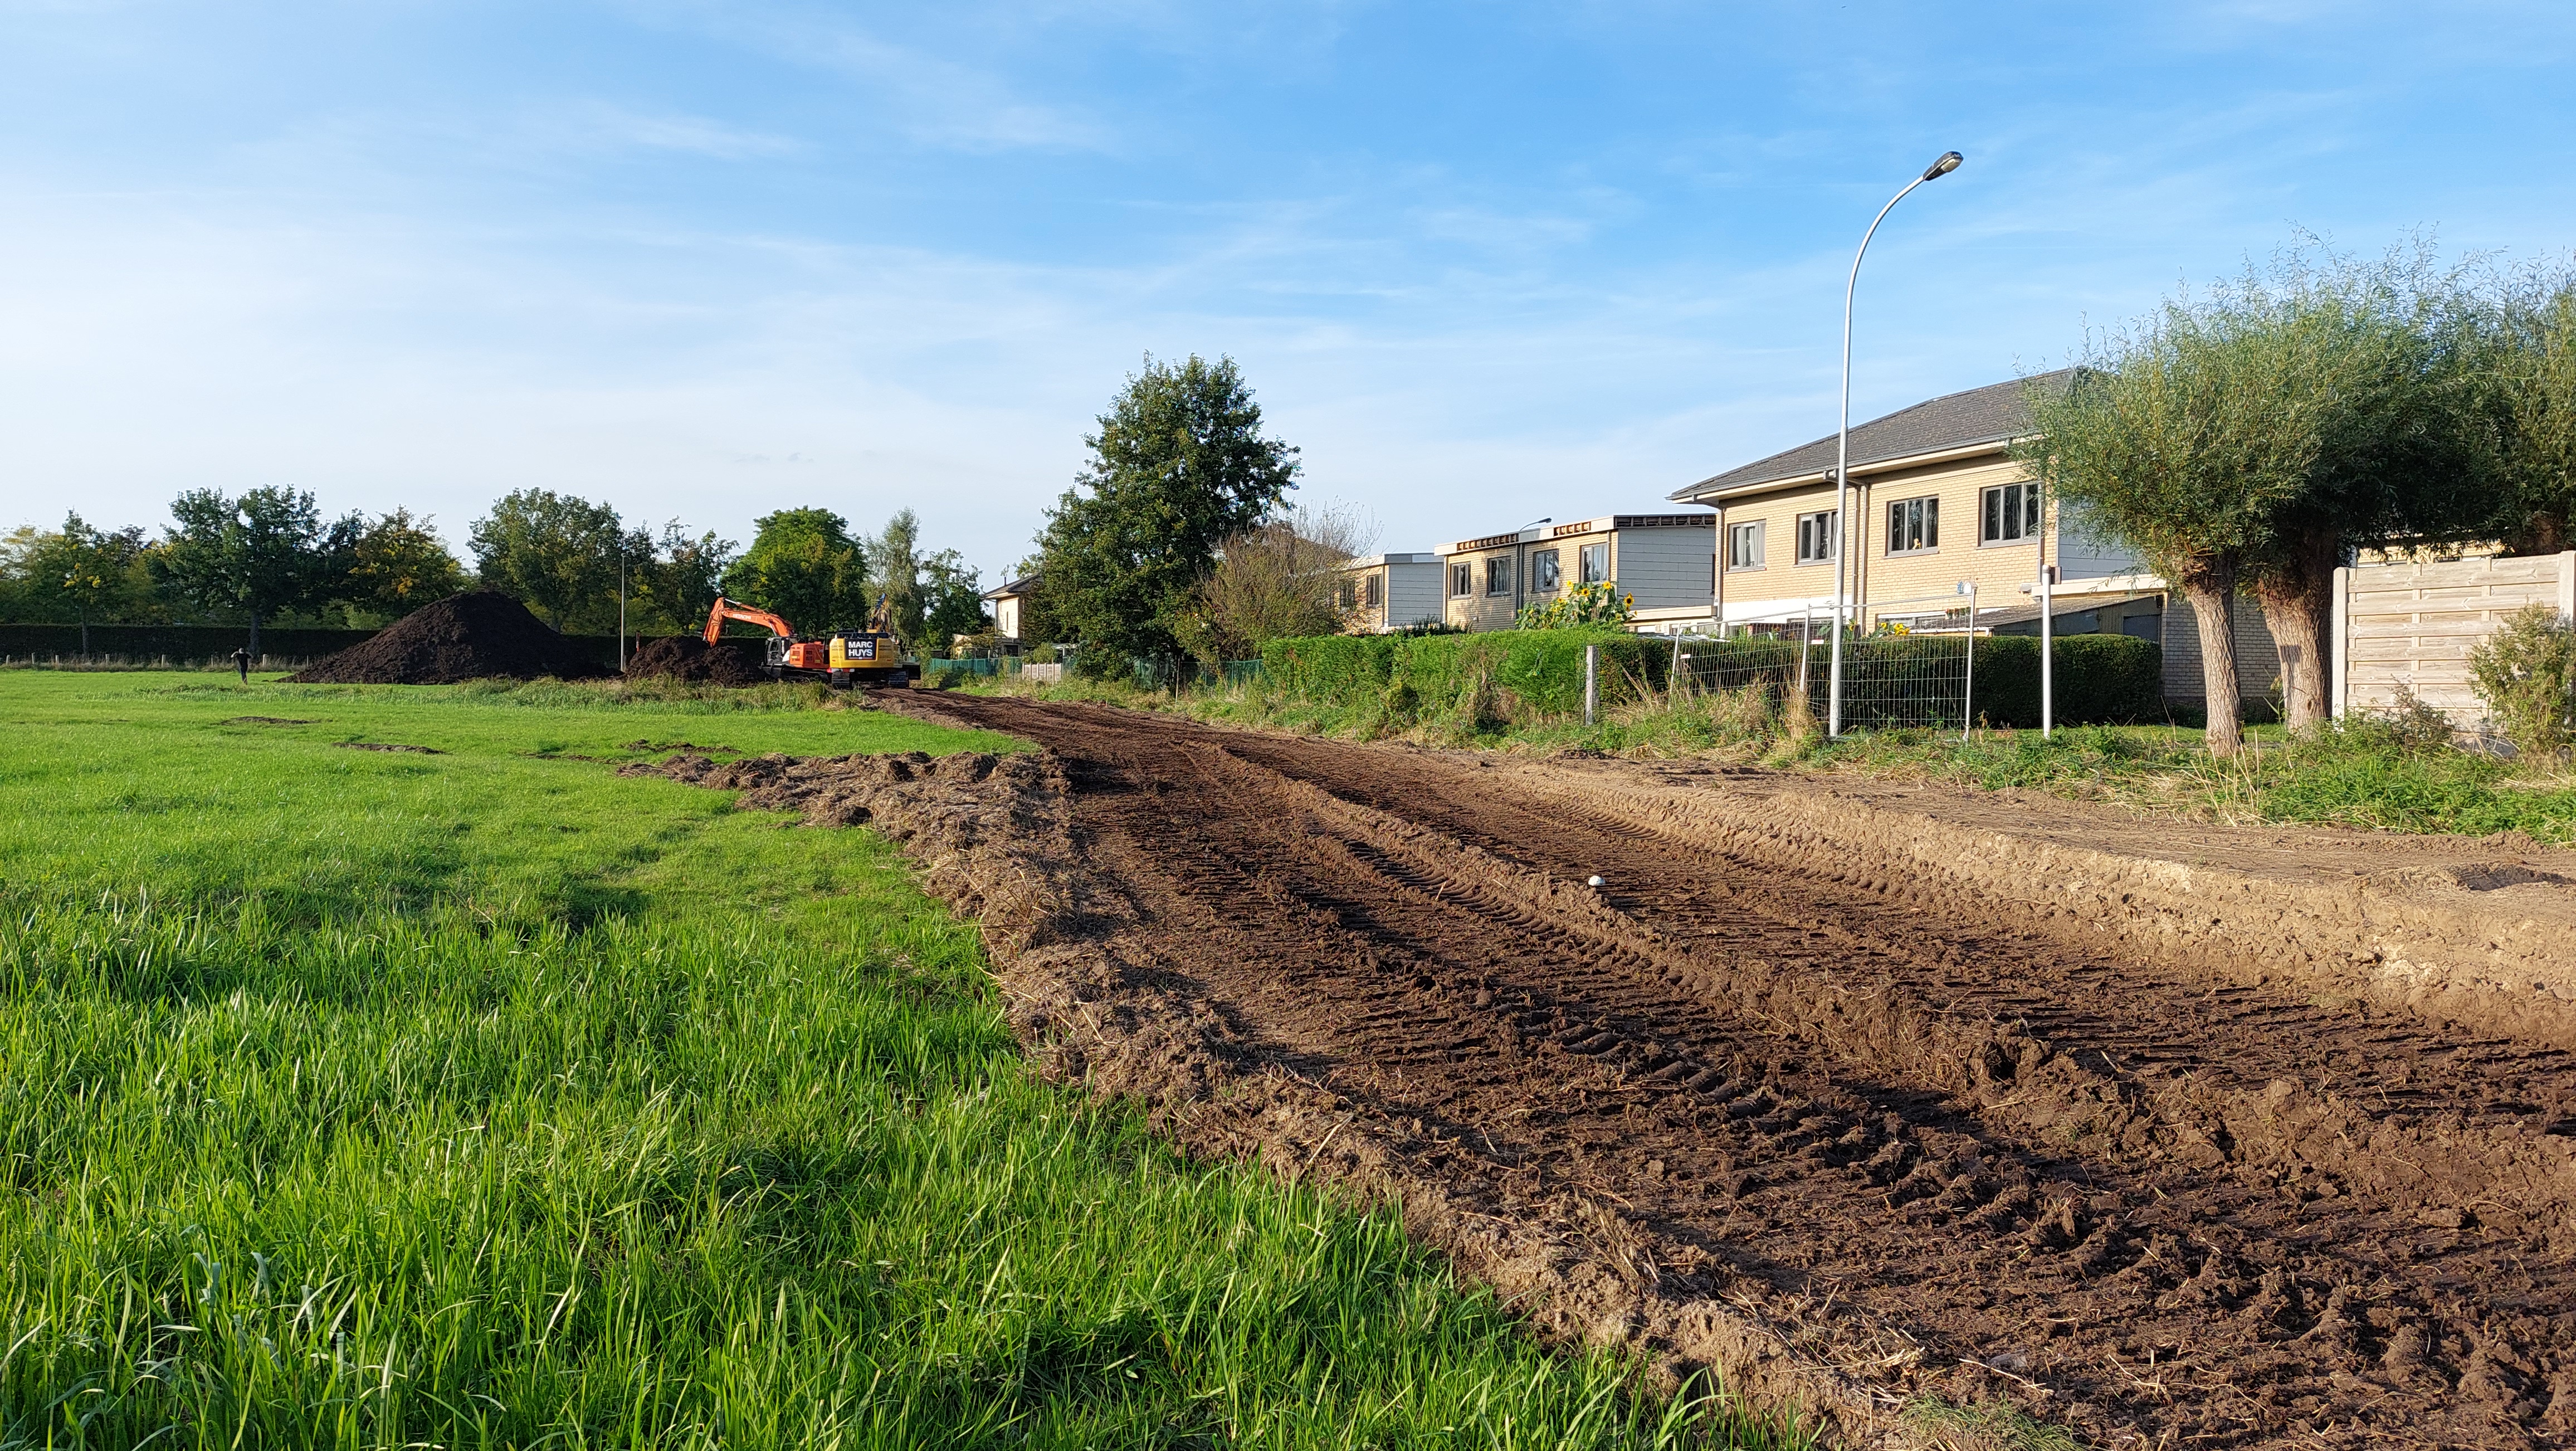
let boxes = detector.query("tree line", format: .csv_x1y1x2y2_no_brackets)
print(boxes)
2024,240,2576,753
0,489,989,655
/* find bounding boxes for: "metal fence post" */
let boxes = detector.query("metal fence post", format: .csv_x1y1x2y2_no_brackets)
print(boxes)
1584,644,1599,726
1957,580,1977,743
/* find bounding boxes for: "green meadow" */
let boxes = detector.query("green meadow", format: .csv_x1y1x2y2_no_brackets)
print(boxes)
0,672,1780,1449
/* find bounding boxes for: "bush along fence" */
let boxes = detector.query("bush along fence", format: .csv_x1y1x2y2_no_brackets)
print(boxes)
1260,629,2163,731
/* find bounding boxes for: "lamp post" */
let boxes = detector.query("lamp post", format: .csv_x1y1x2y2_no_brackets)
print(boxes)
1828,148,1962,738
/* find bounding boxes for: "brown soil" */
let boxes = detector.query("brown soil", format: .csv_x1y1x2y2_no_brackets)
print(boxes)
640,698,2576,1448
623,635,768,685
286,592,612,684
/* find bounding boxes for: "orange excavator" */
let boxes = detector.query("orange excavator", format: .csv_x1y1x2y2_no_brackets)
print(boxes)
703,593,909,688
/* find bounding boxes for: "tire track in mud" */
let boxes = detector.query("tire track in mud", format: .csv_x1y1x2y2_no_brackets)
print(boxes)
896,698,2576,1445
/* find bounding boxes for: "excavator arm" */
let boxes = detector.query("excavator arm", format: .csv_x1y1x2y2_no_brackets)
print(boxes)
703,596,799,645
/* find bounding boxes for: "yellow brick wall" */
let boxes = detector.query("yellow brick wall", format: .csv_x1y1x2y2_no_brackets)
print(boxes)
1856,458,2042,618
1711,480,1841,615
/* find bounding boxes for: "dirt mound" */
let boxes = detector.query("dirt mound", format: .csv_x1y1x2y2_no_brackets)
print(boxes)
287,592,611,684
623,635,767,685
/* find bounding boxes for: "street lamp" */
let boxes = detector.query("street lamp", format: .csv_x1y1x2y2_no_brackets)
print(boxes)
1827,149,1963,737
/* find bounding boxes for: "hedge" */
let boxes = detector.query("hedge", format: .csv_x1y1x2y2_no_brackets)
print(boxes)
0,622,625,668
1260,629,2163,728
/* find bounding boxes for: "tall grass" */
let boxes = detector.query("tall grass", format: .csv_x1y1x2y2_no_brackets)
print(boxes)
0,674,1788,1449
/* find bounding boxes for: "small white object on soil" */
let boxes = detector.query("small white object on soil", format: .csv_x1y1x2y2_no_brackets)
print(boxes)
1587,874,1605,888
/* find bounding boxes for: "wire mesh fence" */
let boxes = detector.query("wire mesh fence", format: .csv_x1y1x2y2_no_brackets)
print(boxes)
1662,593,1992,733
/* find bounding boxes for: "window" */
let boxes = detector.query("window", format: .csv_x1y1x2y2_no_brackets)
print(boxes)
1335,577,1358,610
1981,482,2042,544
1484,556,1513,596
1885,495,1938,554
1531,548,1562,591
1726,520,1764,570
1451,561,1472,597
1578,542,1610,584
1796,509,1839,564
1362,573,1383,608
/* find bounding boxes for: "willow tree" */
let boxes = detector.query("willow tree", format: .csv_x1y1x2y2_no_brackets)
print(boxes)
2486,266,2576,554
2021,247,2486,747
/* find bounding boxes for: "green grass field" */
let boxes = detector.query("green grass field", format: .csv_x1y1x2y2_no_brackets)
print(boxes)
0,673,1785,1450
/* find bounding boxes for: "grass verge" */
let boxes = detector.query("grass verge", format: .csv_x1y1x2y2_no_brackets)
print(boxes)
0,672,1790,1449
967,671,2576,844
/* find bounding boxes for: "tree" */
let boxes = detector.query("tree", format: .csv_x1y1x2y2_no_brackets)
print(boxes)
1038,354,1301,675
344,510,467,623
151,487,359,656
920,549,987,651
2021,358,2297,756
16,514,150,653
2229,247,2492,729
866,509,927,644
1179,504,1373,664
637,520,738,634
2486,266,2576,555
720,508,870,634
468,490,630,632
2020,248,2488,749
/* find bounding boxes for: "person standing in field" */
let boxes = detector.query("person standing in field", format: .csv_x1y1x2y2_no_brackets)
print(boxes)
231,646,250,683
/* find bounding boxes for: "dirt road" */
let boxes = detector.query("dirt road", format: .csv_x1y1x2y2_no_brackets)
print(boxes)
694,697,2576,1445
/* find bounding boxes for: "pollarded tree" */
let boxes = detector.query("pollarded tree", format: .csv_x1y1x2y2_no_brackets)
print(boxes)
2231,247,2493,729
469,490,633,632
2486,266,2576,555
1039,354,1300,677
152,487,360,657
2019,340,2306,756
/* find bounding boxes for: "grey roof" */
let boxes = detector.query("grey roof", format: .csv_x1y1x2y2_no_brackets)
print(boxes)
982,572,1041,601
1670,369,2073,502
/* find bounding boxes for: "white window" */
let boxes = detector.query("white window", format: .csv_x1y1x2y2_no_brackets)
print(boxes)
1578,542,1610,584
1531,548,1562,591
1727,520,1764,570
1796,509,1839,564
1981,482,2042,544
1886,495,1938,554
1451,561,1472,597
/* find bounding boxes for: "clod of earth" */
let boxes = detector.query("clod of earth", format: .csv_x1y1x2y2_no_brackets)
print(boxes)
335,742,444,754
636,696,2576,1449
287,591,614,684
221,716,322,725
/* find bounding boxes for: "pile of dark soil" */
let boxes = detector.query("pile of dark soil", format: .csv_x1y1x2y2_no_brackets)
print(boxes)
623,635,768,685
287,592,613,684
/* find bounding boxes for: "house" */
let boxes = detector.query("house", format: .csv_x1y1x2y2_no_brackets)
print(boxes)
1441,515,1716,633
1667,373,2280,708
1333,553,1447,632
982,573,1040,653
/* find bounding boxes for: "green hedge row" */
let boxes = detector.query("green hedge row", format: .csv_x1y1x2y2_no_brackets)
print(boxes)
1259,629,2163,728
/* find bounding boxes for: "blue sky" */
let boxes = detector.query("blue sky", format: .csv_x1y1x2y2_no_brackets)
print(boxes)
4,2,2572,587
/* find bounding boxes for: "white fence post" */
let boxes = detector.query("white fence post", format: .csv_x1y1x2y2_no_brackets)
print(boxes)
1584,644,1599,726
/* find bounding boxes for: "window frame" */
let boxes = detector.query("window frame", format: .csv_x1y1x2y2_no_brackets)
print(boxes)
1726,520,1764,571
1884,494,1939,556
1484,556,1514,596
1577,542,1610,585
1979,481,2043,546
1362,573,1383,609
1794,509,1840,566
1451,561,1472,597
1531,548,1562,592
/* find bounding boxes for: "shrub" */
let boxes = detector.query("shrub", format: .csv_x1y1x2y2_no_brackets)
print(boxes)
1967,634,2163,728
2468,603,2576,756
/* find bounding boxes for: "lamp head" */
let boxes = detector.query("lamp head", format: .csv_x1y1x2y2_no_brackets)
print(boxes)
1922,150,1963,181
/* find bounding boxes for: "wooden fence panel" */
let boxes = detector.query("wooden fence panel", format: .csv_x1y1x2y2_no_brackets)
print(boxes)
2333,552,2576,725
